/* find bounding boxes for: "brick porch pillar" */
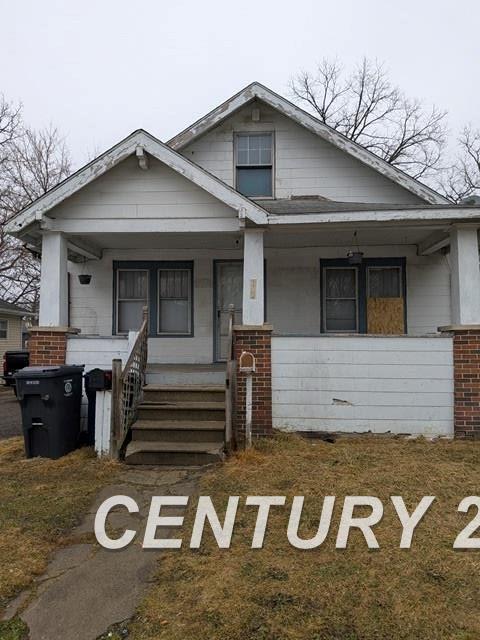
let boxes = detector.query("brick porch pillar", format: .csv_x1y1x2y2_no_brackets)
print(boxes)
27,327,77,366
233,324,273,442
440,326,480,439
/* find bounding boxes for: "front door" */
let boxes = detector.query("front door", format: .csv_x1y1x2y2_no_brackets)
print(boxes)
214,261,243,361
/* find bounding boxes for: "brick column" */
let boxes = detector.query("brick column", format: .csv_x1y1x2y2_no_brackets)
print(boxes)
440,326,480,439
233,324,273,442
27,327,77,366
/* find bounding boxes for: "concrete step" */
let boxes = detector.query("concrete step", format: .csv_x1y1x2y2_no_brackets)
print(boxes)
131,419,225,443
125,440,225,466
143,384,225,403
137,401,225,422
145,364,225,386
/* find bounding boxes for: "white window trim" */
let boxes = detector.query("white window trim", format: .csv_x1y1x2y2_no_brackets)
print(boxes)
234,131,275,199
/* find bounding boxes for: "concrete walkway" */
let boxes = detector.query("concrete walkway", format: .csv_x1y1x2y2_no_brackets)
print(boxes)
4,465,204,640
0,387,22,440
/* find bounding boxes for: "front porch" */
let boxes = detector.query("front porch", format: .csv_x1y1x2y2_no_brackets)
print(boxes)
28,217,480,443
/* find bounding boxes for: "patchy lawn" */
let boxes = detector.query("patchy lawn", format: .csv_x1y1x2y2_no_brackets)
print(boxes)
0,437,119,614
128,434,480,640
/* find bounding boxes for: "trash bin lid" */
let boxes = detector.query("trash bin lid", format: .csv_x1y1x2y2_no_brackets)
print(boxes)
14,365,85,379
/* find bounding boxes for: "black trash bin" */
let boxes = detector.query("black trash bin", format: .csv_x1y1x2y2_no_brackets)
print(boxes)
84,368,112,446
14,365,84,459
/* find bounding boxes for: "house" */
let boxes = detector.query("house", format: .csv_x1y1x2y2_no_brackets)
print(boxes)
6,82,480,461
0,300,34,369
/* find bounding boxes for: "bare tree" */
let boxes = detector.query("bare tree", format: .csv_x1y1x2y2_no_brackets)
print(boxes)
442,125,480,202
290,58,447,180
0,103,71,309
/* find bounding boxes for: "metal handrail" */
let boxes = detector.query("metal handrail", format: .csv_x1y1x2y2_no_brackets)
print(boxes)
111,306,148,456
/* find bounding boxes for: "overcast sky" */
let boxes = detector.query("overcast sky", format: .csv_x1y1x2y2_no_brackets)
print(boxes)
2,0,479,167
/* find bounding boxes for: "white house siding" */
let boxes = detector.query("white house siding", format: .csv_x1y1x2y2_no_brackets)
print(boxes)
67,244,452,364
181,100,424,204
271,336,454,436
0,314,23,365
54,155,237,224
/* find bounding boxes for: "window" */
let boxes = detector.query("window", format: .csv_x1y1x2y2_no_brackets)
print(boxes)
321,259,406,334
235,133,273,197
158,269,192,334
323,268,358,332
367,267,401,298
0,319,7,339
114,261,193,337
116,270,149,334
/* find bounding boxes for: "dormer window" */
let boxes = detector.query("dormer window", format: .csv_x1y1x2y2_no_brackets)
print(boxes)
235,133,273,198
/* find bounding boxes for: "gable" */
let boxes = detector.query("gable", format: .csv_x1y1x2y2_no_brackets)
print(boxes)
53,155,237,223
180,99,426,205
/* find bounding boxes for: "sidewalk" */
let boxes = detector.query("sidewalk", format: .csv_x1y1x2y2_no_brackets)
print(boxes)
3,465,203,640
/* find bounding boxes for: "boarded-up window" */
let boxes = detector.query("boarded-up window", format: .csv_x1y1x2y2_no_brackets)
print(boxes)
367,266,404,334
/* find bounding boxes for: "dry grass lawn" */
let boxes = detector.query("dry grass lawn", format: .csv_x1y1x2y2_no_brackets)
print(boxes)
0,437,119,614
128,434,480,640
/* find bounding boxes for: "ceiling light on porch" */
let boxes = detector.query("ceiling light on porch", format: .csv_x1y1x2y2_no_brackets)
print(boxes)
347,231,364,265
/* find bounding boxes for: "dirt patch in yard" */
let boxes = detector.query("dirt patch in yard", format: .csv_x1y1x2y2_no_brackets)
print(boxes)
0,437,119,614
126,434,480,640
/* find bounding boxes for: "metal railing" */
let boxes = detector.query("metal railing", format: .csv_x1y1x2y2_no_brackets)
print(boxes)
225,303,236,451
111,306,148,456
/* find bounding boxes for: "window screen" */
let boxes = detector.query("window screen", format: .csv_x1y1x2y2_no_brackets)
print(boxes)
236,133,273,197
367,267,401,298
0,319,7,339
158,269,192,334
324,268,358,332
117,270,148,333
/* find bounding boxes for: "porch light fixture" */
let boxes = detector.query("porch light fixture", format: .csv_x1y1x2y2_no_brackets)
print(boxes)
347,231,364,265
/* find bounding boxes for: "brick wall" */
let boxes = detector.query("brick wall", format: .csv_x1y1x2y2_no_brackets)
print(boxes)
452,329,480,439
233,325,273,442
28,328,68,366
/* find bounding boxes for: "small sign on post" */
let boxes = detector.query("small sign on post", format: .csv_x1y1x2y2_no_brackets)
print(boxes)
239,351,256,448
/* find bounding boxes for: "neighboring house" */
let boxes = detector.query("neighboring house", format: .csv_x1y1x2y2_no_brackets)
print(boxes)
0,301,34,364
6,82,480,461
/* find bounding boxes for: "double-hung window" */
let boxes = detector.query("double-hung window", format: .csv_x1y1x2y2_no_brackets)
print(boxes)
116,270,149,334
0,319,7,339
321,258,406,334
235,133,273,197
114,261,193,336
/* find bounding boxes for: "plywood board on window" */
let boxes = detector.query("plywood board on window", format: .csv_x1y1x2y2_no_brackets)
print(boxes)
367,297,404,334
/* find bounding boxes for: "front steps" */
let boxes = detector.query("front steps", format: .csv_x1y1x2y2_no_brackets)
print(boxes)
125,382,225,466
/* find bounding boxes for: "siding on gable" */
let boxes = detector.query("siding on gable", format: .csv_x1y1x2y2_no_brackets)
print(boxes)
54,156,237,222
181,100,425,204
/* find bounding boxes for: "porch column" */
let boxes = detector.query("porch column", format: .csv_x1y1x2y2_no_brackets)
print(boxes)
233,228,273,443
439,225,480,439
30,232,71,366
242,229,264,326
39,231,68,326
450,225,480,325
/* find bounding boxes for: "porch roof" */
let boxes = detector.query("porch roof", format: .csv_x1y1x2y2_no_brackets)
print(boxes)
5,129,269,238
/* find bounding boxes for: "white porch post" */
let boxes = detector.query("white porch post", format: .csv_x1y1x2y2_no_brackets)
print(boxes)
39,231,69,326
450,225,480,325
242,229,264,325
